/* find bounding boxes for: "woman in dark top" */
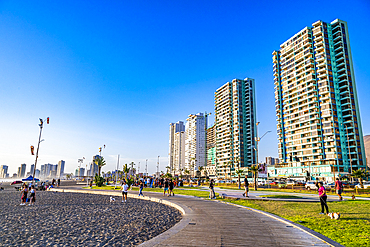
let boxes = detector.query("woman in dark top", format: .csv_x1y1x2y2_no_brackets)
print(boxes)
20,184,28,206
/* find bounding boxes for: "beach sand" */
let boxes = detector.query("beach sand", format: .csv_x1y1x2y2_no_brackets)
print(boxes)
0,190,181,246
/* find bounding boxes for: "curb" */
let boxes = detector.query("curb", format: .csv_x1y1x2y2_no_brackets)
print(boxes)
217,200,344,247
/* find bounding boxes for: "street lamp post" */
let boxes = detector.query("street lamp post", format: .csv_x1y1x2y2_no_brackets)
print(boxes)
157,156,160,178
255,122,271,167
115,154,120,189
145,159,148,176
32,118,49,185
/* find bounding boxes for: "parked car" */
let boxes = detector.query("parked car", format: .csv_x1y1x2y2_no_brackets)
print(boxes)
278,181,287,188
355,182,370,189
258,180,267,186
269,181,279,185
296,181,306,186
286,180,296,186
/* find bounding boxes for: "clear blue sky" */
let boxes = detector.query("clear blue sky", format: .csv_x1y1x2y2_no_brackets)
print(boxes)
1,0,369,175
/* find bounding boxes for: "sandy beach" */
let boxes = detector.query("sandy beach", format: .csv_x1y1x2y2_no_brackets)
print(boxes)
0,190,181,246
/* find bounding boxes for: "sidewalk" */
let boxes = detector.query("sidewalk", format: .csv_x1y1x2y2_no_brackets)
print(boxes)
53,186,342,246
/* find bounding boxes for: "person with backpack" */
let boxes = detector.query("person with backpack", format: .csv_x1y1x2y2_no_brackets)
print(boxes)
335,178,343,201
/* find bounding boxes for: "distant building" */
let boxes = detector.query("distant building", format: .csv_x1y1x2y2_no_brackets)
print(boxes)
185,113,206,173
35,169,40,178
20,164,26,178
78,168,85,177
215,78,257,179
90,155,100,177
168,121,185,174
266,157,276,166
17,167,22,178
364,135,370,168
30,164,34,176
0,165,9,178
57,160,65,178
206,124,216,177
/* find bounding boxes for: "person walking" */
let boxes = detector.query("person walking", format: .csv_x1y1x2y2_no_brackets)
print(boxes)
29,185,36,206
318,182,329,215
169,179,175,196
138,181,144,197
121,181,129,202
20,184,28,206
243,176,249,197
209,179,216,199
335,178,343,201
163,179,169,196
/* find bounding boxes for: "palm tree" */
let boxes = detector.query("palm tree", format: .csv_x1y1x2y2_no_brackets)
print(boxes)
235,169,244,189
123,164,130,181
250,164,262,191
184,169,190,177
199,166,204,177
351,169,369,188
95,156,106,176
166,166,171,174
226,161,233,180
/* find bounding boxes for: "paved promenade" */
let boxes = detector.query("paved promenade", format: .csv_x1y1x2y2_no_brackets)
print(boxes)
54,185,342,247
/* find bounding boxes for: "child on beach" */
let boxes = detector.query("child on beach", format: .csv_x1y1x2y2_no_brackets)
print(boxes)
121,181,129,202
29,185,36,206
20,184,28,206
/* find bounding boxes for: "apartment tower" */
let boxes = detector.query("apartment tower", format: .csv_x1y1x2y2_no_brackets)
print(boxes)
272,19,366,180
215,78,257,179
168,121,186,174
184,113,206,173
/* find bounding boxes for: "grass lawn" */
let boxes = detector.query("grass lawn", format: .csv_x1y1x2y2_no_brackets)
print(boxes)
258,195,303,199
221,199,370,247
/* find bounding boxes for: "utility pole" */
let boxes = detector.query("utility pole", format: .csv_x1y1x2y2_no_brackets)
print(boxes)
157,156,160,178
138,162,140,177
32,117,49,184
115,154,119,189
145,159,148,176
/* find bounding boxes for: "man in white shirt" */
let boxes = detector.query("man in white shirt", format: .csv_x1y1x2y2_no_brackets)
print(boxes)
120,181,129,202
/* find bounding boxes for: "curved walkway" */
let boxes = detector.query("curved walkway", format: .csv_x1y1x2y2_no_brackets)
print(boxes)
52,186,343,247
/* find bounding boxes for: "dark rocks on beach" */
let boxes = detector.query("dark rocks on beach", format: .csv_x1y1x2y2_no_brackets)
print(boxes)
0,191,182,246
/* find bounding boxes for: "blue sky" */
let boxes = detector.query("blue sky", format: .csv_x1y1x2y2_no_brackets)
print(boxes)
1,0,369,175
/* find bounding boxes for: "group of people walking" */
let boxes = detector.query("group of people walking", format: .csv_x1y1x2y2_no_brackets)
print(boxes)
20,184,36,206
120,178,176,202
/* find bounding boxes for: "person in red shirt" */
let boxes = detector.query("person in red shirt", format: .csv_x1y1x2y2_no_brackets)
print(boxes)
335,178,343,201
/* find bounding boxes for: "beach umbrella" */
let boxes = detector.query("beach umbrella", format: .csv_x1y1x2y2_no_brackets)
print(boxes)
22,176,40,182
10,181,23,185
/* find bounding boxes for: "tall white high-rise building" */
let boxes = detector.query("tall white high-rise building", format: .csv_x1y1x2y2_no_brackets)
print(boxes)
57,160,65,178
168,121,185,174
184,113,206,173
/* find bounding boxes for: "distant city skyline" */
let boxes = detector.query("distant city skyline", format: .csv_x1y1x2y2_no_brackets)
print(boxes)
1,1,369,175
